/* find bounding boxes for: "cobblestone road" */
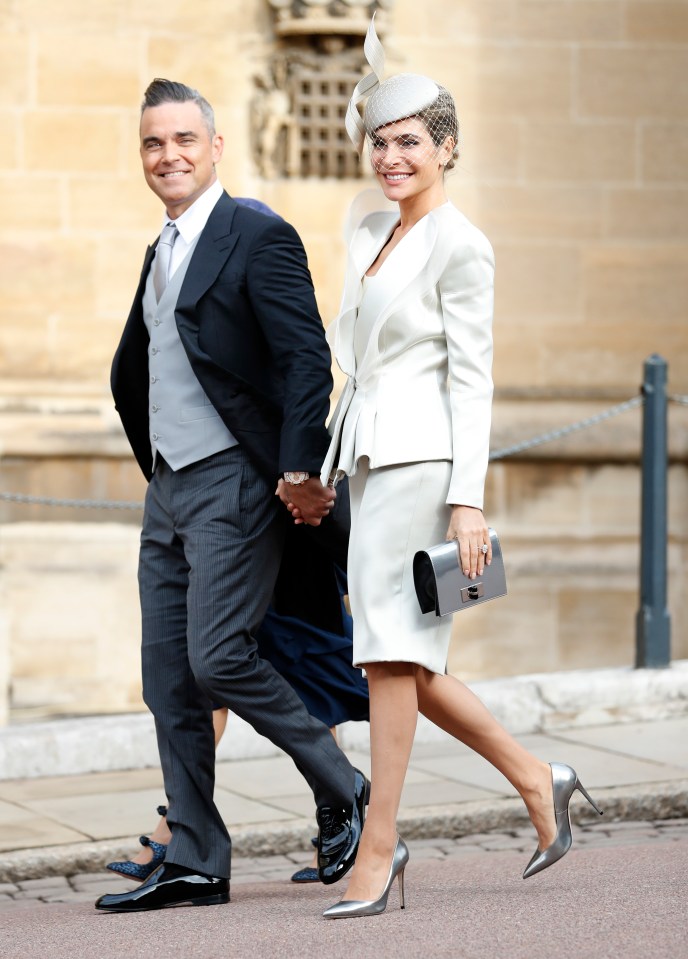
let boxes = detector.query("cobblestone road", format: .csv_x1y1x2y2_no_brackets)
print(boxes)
2,818,686,911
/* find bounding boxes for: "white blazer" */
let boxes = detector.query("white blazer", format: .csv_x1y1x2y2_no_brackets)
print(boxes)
321,201,494,510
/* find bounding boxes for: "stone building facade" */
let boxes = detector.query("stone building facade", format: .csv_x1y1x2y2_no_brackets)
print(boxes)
0,0,686,720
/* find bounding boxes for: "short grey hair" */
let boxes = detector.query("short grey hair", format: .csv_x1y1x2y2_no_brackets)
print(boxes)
141,78,216,137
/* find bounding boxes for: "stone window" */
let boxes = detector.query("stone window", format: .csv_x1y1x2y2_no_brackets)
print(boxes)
293,69,362,178
255,0,395,179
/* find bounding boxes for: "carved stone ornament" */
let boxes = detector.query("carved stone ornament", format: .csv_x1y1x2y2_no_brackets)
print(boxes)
253,1,395,178
251,46,365,179
267,1,395,38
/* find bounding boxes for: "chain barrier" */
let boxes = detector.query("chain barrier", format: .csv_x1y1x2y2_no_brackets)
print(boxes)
488,394,644,462
0,491,144,510
1,388,685,510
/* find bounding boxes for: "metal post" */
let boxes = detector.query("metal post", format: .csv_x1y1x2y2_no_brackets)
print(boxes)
635,354,671,668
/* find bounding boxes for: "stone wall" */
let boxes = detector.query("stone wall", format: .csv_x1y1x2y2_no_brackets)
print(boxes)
1,396,686,720
2,451,686,719
0,521,143,719
1,1,687,720
0,0,686,391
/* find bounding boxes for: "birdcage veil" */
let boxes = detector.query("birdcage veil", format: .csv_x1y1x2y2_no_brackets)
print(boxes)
346,15,459,171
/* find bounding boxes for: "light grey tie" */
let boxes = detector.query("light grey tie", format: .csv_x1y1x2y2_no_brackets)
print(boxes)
153,222,178,301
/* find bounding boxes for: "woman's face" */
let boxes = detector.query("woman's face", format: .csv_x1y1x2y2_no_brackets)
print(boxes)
369,116,452,203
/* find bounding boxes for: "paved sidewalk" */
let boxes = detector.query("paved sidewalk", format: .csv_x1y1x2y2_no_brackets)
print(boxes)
1,714,687,889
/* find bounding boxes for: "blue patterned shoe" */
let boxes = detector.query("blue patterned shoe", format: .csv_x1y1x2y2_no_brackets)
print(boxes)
291,837,319,883
106,836,167,882
291,866,319,883
291,836,319,882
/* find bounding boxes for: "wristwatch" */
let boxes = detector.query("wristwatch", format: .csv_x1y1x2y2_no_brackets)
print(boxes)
284,471,310,486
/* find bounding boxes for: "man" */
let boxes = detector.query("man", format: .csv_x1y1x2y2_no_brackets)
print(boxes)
96,79,368,913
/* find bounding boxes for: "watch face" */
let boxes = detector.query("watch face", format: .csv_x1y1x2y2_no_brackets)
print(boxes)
285,471,309,485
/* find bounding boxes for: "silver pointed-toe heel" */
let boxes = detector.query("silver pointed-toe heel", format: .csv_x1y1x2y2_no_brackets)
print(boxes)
322,836,409,919
523,761,603,880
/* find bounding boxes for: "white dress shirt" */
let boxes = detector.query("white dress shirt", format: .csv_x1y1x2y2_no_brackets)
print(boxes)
163,178,224,278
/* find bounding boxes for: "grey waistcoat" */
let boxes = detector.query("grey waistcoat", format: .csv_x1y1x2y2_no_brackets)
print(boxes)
142,239,237,472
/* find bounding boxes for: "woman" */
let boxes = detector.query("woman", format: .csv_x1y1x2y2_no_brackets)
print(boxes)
308,20,602,918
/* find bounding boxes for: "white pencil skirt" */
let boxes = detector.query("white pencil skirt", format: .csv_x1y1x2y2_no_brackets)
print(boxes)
347,457,454,675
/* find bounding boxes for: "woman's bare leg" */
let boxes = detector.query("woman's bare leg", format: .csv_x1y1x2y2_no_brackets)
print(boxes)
211,706,228,745
340,662,418,902
415,669,556,848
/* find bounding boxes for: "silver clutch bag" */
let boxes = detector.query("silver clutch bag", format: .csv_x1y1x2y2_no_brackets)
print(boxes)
413,528,507,617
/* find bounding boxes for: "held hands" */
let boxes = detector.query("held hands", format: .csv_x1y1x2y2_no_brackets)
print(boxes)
276,477,336,527
446,505,492,580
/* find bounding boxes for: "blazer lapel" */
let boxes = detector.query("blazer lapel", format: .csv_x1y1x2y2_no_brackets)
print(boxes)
117,243,156,347
130,245,156,316
351,211,399,279
355,210,440,382
174,192,240,335
140,245,156,286
330,211,398,377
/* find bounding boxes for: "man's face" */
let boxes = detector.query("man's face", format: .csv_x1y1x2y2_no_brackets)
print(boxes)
139,100,224,217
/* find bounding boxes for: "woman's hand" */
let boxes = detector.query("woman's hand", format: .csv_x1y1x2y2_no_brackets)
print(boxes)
446,505,491,579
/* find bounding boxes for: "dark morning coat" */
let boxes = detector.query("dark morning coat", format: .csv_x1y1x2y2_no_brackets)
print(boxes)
111,191,348,632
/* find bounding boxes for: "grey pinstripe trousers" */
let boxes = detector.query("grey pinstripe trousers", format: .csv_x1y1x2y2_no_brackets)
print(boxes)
138,446,356,878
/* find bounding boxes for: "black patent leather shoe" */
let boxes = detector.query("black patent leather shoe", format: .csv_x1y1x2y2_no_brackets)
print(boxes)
95,862,229,912
317,768,370,885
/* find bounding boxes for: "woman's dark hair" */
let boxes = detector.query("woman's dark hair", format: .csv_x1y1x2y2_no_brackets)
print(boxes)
417,87,459,170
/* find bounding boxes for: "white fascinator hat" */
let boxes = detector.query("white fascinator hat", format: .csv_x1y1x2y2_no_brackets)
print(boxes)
345,15,459,169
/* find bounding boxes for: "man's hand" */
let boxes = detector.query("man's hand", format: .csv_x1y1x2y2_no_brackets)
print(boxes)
276,477,336,526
